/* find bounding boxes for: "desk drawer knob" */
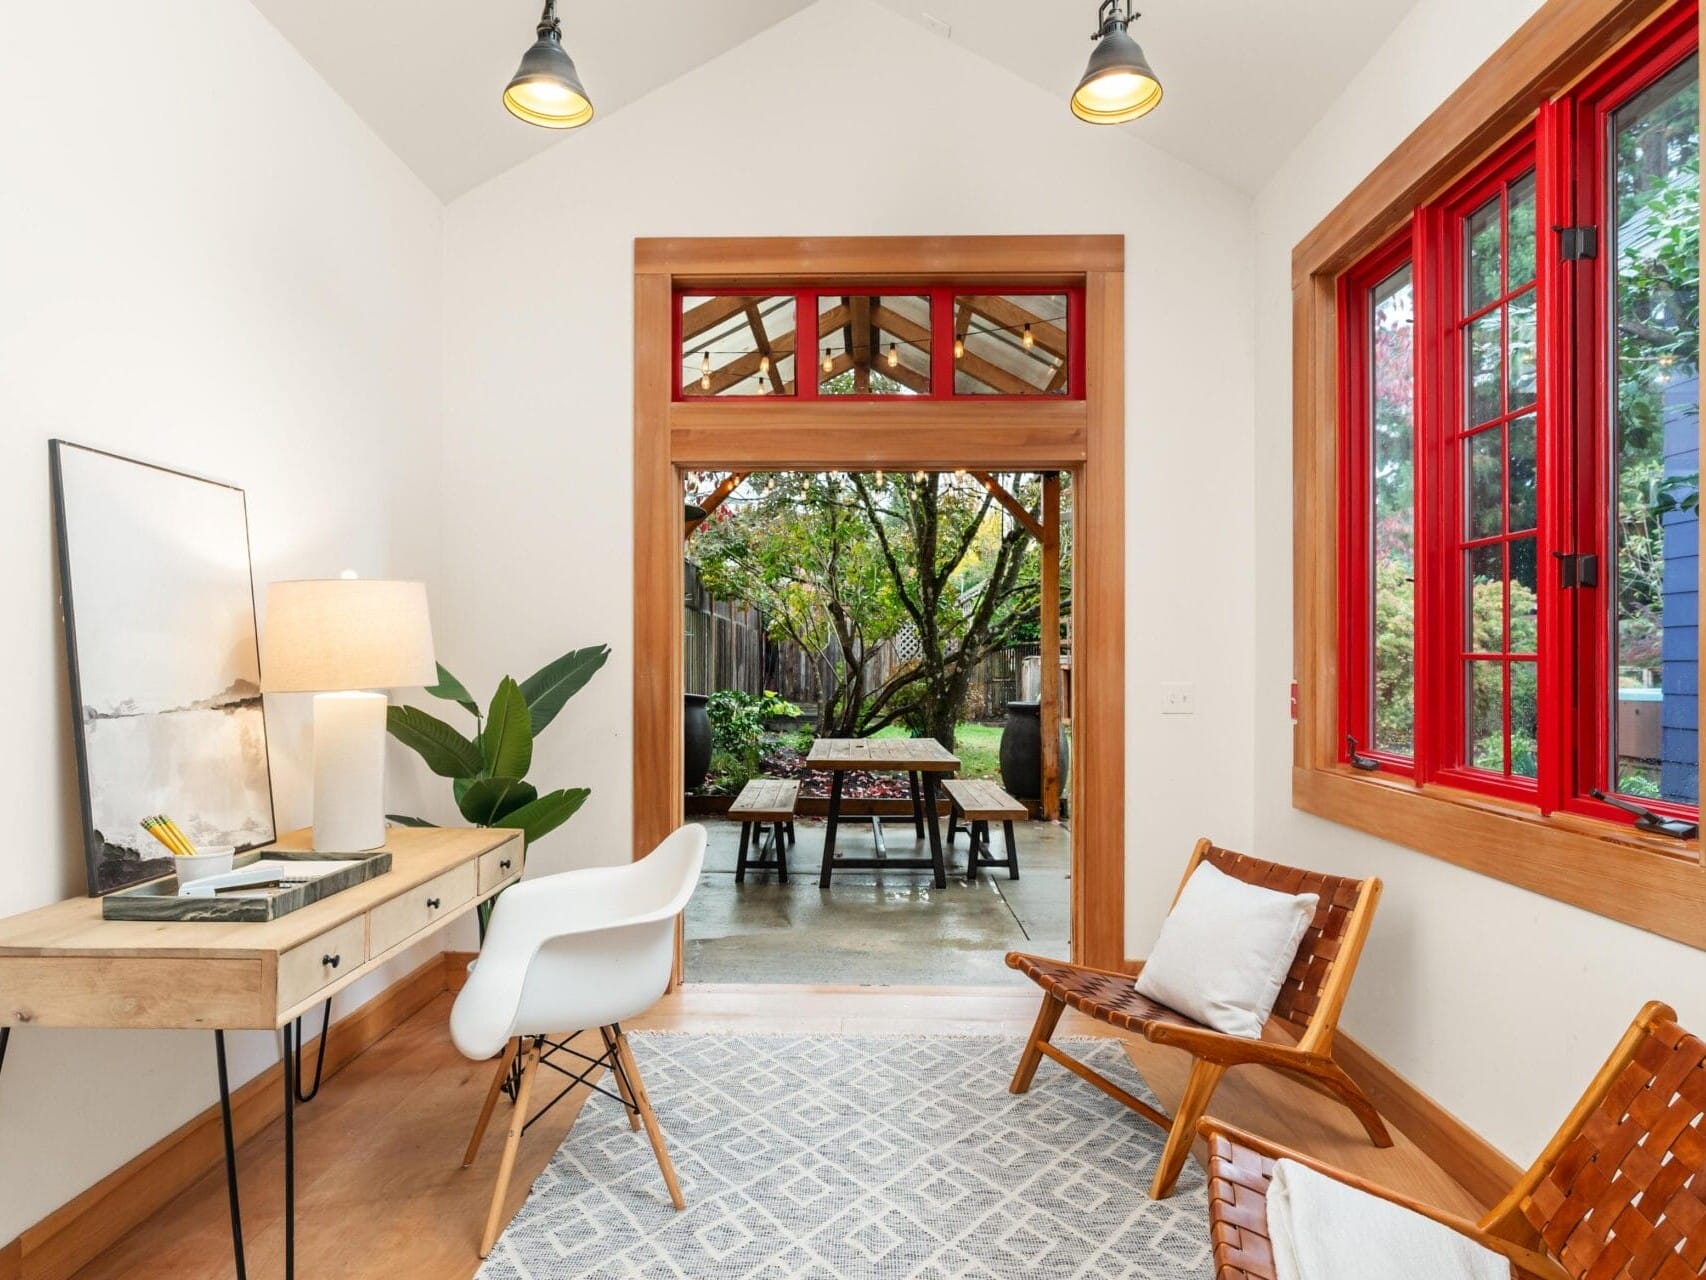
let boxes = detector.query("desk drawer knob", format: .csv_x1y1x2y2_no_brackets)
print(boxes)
322,953,341,969
499,859,512,872
426,897,441,910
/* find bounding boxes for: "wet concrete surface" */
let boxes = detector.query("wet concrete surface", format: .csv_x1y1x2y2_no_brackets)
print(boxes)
683,816,1071,985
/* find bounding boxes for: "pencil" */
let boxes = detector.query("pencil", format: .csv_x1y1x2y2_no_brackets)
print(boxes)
140,817,183,855
160,816,197,856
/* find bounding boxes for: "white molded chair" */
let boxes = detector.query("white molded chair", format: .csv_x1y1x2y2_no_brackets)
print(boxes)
453,823,706,1257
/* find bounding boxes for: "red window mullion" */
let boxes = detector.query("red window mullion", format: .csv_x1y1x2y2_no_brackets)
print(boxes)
799,290,819,400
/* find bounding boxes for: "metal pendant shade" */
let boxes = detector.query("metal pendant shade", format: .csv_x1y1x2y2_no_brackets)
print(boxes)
1071,5,1163,125
503,2,594,130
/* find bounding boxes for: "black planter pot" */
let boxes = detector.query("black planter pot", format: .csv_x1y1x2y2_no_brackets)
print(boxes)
998,700,1069,802
684,693,712,793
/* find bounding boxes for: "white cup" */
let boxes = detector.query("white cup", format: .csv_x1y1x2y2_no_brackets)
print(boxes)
172,846,236,889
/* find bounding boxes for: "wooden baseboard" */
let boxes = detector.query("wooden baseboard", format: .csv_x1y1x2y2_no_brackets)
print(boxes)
1331,1030,1522,1208
445,950,475,993
2,951,459,1280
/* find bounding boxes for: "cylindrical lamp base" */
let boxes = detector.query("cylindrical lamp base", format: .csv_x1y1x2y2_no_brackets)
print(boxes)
311,691,388,852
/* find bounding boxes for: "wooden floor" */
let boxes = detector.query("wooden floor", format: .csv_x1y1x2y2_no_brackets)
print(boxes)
73,984,1482,1279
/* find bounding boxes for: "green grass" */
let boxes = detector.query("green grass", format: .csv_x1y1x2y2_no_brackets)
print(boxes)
872,722,1002,779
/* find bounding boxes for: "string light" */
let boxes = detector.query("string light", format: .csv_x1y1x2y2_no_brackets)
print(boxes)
759,354,770,376
915,470,926,481
699,351,711,391
757,375,770,395
887,343,899,369
823,347,834,374
875,470,885,485
954,335,965,359
1022,324,1035,350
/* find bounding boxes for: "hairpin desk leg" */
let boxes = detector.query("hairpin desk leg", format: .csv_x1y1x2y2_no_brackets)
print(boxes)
293,997,331,1104
281,1020,298,1280
213,1031,248,1280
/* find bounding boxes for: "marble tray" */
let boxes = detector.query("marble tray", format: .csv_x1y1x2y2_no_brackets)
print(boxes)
101,849,393,922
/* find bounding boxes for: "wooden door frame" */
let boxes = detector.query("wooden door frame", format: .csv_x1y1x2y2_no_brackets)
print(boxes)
633,235,1126,975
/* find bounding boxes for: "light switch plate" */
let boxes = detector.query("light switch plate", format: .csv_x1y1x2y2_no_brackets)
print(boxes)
1161,682,1196,715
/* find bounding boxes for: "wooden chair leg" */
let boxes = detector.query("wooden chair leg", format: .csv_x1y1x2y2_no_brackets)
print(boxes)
613,1030,686,1210
1150,1058,1226,1199
463,1037,520,1167
479,1040,541,1258
600,1026,641,1131
735,821,752,883
1284,1059,1393,1148
1010,993,1066,1094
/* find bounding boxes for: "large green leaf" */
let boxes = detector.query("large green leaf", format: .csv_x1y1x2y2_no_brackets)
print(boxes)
457,777,538,826
480,677,533,779
387,706,484,778
385,814,438,828
518,646,610,736
424,663,480,718
494,788,590,847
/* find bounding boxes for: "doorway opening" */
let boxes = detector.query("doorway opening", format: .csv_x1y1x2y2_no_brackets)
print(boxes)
681,468,1073,984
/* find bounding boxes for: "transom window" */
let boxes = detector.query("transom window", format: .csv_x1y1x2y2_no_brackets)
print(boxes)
1338,5,1699,830
675,286,1082,401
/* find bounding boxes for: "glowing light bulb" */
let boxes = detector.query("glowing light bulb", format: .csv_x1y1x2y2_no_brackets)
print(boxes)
700,373,711,391
887,343,899,369
955,468,966,478
954,335,965,359
915,470,926,481
759,354,771,376
823,347,833,374
875,470,885,485
1022,325,1035,350
699,351,711,391
757,375,769,395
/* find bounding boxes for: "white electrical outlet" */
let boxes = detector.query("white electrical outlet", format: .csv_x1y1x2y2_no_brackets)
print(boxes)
922,11,952,38
1161,682,1196,715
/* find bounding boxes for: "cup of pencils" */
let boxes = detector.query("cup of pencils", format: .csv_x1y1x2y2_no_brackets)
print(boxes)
141,815,235,888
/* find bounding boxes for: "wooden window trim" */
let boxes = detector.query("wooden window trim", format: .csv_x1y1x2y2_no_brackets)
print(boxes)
1294,0,1706,951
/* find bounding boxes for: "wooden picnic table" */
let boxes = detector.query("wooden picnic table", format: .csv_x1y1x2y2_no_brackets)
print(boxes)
806,738,961,888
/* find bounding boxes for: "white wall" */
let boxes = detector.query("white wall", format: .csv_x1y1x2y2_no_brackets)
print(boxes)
0,1,446,1242
439,0,1259,951
1253,0,1706,1163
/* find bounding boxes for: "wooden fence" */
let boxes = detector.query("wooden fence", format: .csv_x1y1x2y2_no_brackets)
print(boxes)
685,559,1034,722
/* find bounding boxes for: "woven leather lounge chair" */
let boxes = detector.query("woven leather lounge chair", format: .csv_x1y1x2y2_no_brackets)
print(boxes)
1007,838,1390,1199
1202,1001,1706,1280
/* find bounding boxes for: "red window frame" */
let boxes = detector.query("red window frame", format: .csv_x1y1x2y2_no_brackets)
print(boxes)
1335,0,1700,829
671,285,1086,401
1338,231,1419,777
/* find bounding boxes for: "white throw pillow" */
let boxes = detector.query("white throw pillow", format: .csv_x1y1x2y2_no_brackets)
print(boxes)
1133,860,1318,1038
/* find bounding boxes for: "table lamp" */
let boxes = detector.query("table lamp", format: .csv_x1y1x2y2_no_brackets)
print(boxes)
260,578,437,851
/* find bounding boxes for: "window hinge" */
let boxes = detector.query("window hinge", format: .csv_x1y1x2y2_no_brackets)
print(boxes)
1554,225,1599,261
1589,789,1699,839
1553,551,1599,588
1347,735,1381,772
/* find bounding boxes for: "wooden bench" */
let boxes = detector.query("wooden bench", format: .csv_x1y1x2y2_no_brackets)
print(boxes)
941,779,1027,882
729,779,800,883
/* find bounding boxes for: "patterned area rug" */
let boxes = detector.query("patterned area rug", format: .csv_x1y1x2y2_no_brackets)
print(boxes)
477,1034,1212,1279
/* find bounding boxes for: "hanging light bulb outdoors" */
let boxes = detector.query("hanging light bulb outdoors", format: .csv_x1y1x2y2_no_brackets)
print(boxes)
1071,1,1163,125
699,351,711,391
954,334,965,360
1023,324,1035,350
915,470,927,482
759,354,771,376
887,343,899,369
822,347,834,374
504,0,595,130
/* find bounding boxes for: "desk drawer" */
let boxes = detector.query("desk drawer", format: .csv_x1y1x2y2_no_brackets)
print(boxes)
369,862,477,956
278,917,366,1013
479,842,522,895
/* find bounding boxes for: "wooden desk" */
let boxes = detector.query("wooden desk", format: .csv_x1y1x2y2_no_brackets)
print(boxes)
805,738,960,888
0,826,522,1279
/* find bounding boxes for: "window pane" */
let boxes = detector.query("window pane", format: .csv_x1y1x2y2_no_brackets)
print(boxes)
1468,310,1504,424
1468,660,1506,770
1609,54,1700,806
1465,428,1504,539
1369,266,1415,755
1511,662,1539,778
818,295,930,395
1510,537,1539,654
1466,196,1503,312
953,295,1070,395
681,295,797,397
1508,415,1537,532
1507,171,1538,290
1467,543,1505,652
1508,290,1538,411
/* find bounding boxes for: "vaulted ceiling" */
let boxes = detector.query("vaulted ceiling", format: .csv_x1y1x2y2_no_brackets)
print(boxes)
249,0,1419,203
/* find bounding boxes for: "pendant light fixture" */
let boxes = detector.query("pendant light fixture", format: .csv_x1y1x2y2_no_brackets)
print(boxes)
504,0,595,130
1071,1,1163,125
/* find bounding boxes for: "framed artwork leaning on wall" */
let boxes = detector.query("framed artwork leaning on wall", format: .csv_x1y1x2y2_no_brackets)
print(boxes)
51,440,276,894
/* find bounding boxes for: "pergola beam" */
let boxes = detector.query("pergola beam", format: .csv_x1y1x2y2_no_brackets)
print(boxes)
971,472,1044,540
744,303,787,395
685,472,748,536
963,295,1069,360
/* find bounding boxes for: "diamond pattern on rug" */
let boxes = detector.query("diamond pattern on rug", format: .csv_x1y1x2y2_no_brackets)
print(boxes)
476,1034,1211,1279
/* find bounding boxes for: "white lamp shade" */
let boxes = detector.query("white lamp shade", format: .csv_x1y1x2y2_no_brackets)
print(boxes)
261,579,437,693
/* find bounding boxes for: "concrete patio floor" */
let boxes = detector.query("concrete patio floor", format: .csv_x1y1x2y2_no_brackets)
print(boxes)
683,815,1070,985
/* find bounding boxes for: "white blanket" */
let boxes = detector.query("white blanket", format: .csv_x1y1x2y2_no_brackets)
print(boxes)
1267,1158,1510,1280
